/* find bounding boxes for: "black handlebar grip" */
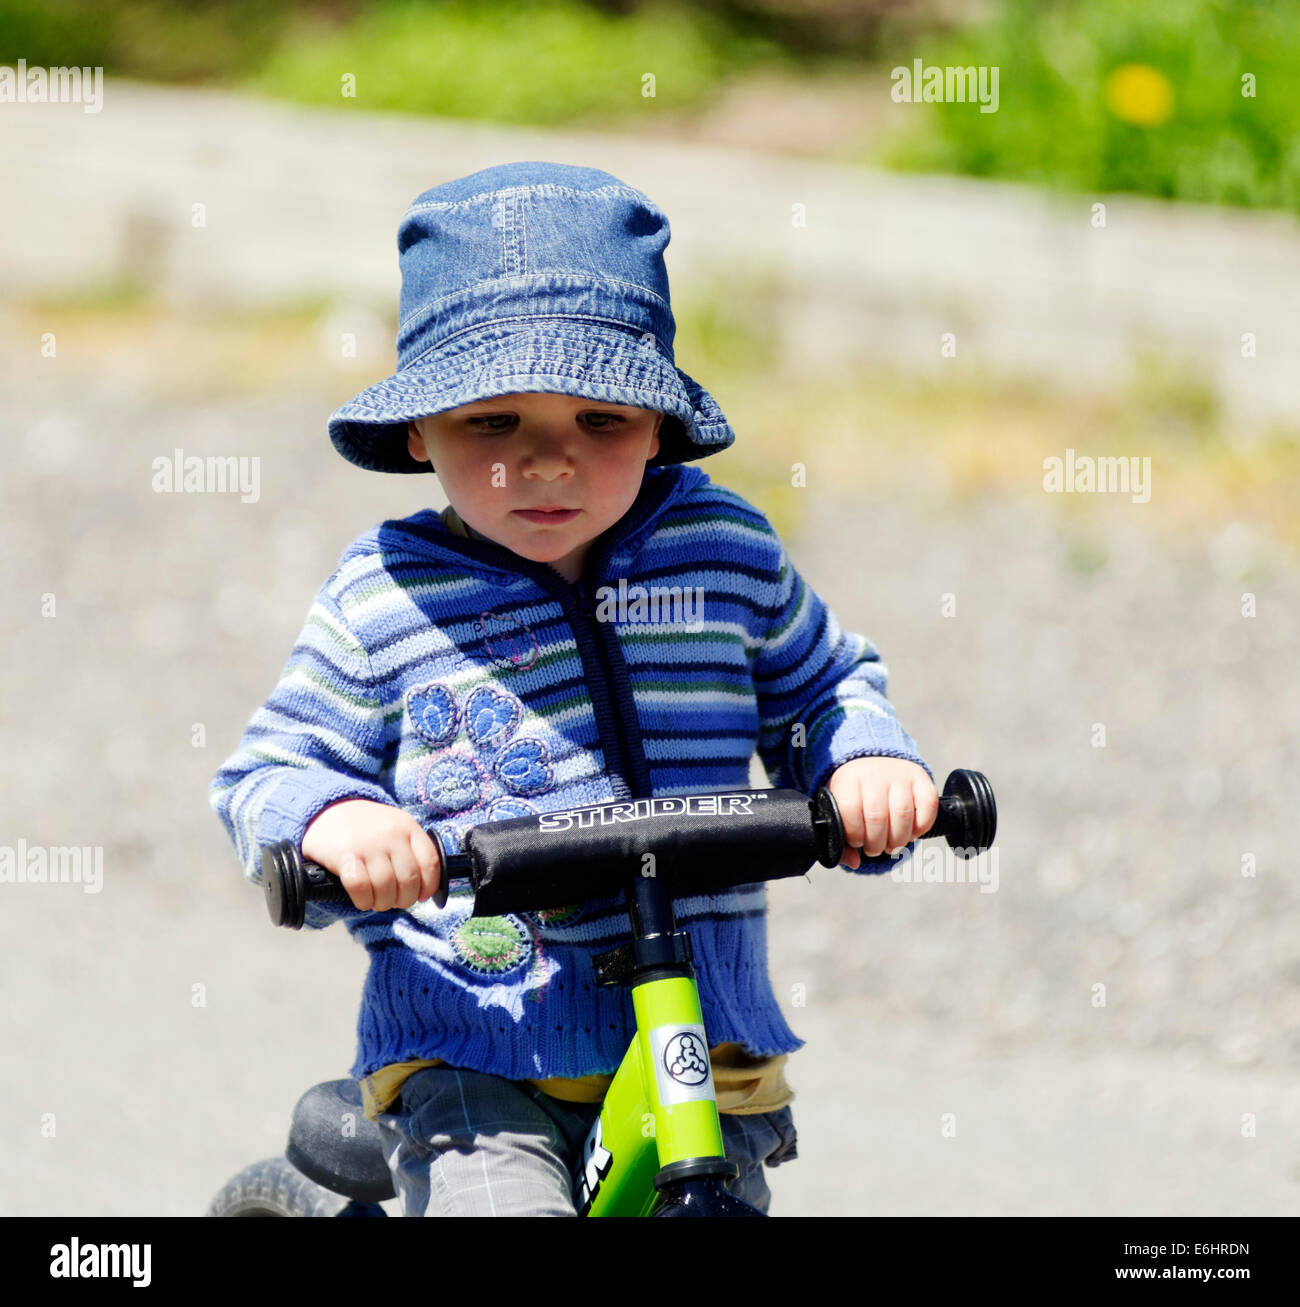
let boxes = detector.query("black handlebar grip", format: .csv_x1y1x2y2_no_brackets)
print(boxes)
928,768,997,853
262,841,350,930
262,828,459,930
812,767,996,863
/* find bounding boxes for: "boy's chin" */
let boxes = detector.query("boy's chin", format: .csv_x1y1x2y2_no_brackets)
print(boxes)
512,541,581,565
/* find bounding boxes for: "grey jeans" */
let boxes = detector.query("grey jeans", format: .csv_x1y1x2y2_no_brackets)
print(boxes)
371,1065,798,1217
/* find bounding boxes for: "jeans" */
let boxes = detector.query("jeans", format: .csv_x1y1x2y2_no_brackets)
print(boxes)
371,1065,798,1217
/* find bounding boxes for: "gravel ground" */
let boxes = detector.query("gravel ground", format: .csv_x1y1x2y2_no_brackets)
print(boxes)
1,365,1296,1216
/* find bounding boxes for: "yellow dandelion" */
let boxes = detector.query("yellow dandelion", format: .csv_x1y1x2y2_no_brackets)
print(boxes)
1105,63,1175,126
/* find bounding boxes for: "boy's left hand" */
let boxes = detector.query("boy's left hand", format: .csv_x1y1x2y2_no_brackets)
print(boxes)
826,757,939,869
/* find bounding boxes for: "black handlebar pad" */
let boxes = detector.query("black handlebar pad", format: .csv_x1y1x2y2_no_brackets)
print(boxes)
262,769,996,928
465,788,829,917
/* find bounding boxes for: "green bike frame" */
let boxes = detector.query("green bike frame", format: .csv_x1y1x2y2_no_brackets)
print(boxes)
575,973,726,1217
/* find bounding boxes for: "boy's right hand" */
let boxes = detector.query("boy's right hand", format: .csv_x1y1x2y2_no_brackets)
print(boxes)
301,798,442,913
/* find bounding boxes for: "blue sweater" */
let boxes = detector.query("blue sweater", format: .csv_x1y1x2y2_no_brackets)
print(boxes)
209,462,932,1082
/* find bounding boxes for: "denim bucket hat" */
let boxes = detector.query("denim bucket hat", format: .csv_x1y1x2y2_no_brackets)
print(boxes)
328,161,736,474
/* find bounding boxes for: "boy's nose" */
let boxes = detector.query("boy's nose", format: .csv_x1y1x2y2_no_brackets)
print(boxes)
518,432,577,476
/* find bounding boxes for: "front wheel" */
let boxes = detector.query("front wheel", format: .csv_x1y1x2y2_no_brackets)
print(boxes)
207,1156,385,1217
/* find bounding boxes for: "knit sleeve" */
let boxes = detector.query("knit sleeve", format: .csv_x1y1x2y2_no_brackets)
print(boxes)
751,524,934,875
208,579,395,930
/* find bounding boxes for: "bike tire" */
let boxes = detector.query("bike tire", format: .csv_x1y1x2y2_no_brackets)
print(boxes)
207,1156,361,1217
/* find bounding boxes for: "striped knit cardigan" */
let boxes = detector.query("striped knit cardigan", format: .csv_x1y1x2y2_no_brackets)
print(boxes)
209,462,932,1082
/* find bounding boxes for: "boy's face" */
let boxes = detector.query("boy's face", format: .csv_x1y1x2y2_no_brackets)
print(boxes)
407,393,663,583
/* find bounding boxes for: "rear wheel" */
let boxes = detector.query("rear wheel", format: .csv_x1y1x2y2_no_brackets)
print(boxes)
207,1156,384,1217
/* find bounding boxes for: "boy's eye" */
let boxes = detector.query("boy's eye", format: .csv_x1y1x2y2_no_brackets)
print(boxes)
464,413,627,432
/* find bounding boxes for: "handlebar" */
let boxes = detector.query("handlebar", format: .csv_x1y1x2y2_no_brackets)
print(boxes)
262,768,996,930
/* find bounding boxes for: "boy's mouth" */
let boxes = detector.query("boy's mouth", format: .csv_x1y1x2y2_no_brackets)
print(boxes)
513,508,580,525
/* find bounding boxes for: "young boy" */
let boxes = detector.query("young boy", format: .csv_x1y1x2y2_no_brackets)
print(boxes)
209,161,938,1217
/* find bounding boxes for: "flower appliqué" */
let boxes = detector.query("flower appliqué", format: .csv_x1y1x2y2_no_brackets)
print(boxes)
449,915,531,976
407,682,554,817
404,682,581,970
478,610,539,670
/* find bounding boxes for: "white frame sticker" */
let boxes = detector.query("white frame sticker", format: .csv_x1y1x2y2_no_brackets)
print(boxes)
648,1023,716,1105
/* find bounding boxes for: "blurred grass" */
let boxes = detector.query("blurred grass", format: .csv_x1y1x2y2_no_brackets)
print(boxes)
15,284,1299,561
875,0,1300,212
5,0,1299,210
245,0,789,125
0,0,287,81
0,0,791,122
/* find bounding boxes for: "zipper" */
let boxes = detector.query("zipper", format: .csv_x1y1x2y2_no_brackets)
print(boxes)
570,569,637,800
578,567,654,800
